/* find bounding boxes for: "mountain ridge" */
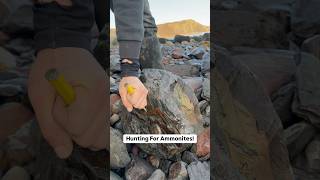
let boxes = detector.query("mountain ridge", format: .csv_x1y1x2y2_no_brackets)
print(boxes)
110,19,210,40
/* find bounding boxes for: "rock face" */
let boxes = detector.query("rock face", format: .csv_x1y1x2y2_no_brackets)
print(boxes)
122,69,203,159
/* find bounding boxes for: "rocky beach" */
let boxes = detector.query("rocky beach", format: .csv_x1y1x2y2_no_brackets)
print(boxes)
110,33,211,179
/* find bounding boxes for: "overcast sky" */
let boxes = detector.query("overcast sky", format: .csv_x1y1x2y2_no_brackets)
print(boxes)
110,0,210,28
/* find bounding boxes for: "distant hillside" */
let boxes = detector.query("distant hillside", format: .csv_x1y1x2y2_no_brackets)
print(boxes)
110,19,209,42
157,19,209,38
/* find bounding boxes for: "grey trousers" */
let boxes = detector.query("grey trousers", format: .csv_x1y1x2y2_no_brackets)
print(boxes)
111,0,164,70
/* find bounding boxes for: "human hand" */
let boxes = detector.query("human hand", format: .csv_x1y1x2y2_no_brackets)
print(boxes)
28,47,108,159
119,76,148,112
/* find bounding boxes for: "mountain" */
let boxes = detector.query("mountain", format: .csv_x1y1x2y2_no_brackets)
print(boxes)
110,19,209,42
157,19,209,38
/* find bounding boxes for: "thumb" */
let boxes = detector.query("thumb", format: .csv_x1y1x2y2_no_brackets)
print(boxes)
119,87,133,112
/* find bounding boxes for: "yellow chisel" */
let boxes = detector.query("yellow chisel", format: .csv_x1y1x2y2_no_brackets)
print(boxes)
45,68,76,106
125,83,147,112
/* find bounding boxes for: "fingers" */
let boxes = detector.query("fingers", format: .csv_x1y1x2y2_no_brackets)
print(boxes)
28,81,73,159
134,94,148,109
119,87,133,112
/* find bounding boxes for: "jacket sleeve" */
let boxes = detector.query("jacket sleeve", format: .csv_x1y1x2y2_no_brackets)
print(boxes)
112,0,144,60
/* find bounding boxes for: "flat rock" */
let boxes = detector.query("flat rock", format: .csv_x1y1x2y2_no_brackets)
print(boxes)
121,69,203,159
110,127,131,169
164,64,200,77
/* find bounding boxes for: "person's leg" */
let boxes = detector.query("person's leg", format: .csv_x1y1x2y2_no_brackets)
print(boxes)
139,0,164,70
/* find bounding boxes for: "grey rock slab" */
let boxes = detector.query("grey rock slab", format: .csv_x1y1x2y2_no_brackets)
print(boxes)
121,69,203,159
110,127,131,169
187,161,210,180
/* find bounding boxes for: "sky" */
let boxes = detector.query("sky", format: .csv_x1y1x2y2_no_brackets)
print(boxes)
110,0,210,28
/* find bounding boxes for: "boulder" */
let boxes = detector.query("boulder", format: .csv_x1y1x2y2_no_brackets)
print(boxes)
168,161,188,180
125,156,154,180
147,169,165,180
121,69,203,159
1,166,30,180
271,83,296,125
212,10,289,49
291,0,320,39
305,135,320,171
284,122,316,159
174,35,190,43
187,161,210,180
0,47,16,70
292,53,320,128
0,103,33,143
196,128,210,158
214,49,293,179
110,127,131,169
232,48,297,96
